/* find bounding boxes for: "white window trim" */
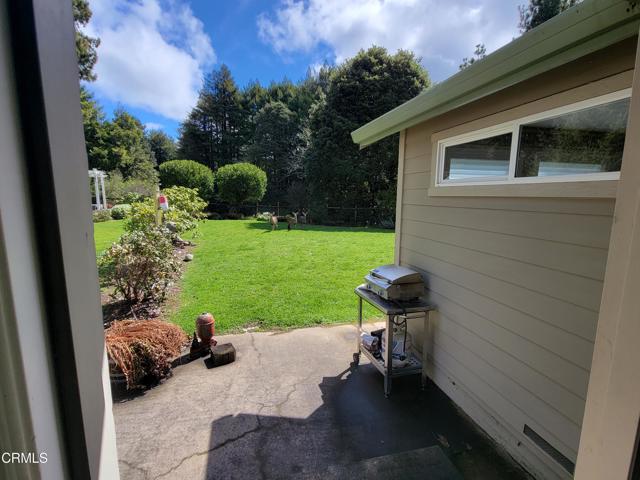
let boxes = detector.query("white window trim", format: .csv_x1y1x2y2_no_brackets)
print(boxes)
435,89,631,187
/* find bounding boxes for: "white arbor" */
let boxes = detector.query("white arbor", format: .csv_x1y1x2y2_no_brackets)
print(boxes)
88,168,107,210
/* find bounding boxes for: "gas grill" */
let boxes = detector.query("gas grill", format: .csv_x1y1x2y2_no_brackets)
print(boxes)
355,264,434,397
364,264,425,301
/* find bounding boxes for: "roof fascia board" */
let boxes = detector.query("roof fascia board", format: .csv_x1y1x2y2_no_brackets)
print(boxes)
352,0,640,147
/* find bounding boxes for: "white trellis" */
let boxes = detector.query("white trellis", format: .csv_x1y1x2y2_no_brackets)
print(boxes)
88,168,107,210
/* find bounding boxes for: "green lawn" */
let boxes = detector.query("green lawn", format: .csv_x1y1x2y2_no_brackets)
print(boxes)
171,220,394,333
93,220,124,255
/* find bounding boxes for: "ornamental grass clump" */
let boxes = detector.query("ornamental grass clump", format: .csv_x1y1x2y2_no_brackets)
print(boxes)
98,227,180,303
105,319,187,389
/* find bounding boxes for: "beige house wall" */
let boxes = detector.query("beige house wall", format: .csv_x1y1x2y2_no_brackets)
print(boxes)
396,38,637,479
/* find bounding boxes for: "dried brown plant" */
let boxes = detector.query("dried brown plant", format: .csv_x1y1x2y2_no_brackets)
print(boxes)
105,319,187,389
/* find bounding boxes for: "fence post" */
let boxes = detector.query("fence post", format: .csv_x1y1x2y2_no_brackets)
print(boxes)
354,206,358,225
256,203,258,216
277,202,280,216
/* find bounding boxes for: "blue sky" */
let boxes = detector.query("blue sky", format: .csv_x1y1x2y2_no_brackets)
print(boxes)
84,0,522,138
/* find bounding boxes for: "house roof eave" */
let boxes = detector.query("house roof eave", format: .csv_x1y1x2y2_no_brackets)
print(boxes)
351,0,640,148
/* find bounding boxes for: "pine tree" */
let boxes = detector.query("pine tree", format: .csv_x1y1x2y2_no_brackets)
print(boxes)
304,47,429,222
80,86,109,169
104,109,156,180
519,0,578,32
72,0,100,81
245,102,302,202
147,130,176,165
178,65,244,170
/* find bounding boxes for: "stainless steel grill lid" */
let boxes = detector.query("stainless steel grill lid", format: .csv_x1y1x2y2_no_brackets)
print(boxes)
365,265,424,301
370,264,422,284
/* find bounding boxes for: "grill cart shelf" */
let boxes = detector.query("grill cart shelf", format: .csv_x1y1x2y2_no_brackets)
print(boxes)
354,285,435,398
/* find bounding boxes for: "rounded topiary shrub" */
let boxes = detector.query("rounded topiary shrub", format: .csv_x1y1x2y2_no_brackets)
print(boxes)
216,162,267,206
93,209,112,223
159,160,214,201
110,204,132,220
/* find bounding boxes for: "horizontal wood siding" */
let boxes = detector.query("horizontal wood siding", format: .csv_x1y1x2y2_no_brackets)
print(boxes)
397,46,634,479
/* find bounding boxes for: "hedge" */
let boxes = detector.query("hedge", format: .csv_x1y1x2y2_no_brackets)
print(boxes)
159,160,214,201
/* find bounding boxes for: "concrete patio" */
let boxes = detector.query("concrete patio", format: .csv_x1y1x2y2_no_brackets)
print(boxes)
113,324,531,479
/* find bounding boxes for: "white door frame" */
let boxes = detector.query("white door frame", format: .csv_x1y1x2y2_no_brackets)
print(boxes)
575,32,640,480
2,1,120,478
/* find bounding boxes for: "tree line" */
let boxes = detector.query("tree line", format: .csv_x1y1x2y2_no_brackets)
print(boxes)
176,49,429,223
81,49,430,223
77,0,577,223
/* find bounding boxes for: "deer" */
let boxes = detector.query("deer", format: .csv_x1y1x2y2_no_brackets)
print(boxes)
297,209,308,225
269,213,278,231
285,211,298,231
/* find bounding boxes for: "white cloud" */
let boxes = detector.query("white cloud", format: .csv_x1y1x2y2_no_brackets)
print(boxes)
85,0,215,120
258,0,521,81
145,122,164,130
307,61,326,77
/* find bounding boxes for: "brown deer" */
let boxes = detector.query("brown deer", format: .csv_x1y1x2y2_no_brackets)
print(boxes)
285,212,298,231
269,213,278,231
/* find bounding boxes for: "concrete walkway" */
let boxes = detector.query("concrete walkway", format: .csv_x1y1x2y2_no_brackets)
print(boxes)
113,324,530,480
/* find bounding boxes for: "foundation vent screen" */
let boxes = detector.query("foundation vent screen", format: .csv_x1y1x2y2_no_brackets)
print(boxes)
523,424,575,474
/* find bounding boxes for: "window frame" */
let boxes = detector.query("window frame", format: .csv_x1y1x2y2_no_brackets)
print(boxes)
435,89,632,187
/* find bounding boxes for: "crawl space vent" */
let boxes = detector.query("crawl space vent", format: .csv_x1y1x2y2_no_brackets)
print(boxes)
523,424,575,474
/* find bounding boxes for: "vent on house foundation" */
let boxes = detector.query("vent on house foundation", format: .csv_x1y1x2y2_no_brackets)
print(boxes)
523,424,575,474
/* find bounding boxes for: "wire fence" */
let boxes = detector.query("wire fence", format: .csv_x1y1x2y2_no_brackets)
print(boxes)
208,202,395,228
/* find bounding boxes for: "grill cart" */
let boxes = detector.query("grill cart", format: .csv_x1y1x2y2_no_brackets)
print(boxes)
354,266,434,398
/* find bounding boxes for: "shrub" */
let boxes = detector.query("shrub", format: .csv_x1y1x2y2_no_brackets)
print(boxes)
123,187,207,235
106,170,157,205
163,186,207,221
98,227,180,303
123,199,158,233
93,209,112,222
159,160,214,201
110,204,132,220
163,186,207,235
106,319,187,389
122,192,144,204
216,163,267,206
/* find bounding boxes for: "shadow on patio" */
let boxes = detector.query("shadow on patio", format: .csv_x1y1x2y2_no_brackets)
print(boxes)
113,325,530,479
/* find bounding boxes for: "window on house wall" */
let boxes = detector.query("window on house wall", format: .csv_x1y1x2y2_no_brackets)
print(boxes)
443,133,512,180
436,90,631,186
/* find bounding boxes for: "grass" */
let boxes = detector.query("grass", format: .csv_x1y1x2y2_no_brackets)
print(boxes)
93,219,124,255
170,219,394,334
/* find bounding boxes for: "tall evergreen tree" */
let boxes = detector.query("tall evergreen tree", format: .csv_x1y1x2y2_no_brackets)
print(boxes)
147,130,176,165
104,109,157,180
81,94,157,183
239,80,269,155
519,0,578,32
178,65,244,170
73,0,100,81
305,47,429,222
80,86,109,169
245,102,303,202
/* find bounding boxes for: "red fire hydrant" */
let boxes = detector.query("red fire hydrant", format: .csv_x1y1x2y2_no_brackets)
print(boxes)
196,312,216,346
190,312,217,359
